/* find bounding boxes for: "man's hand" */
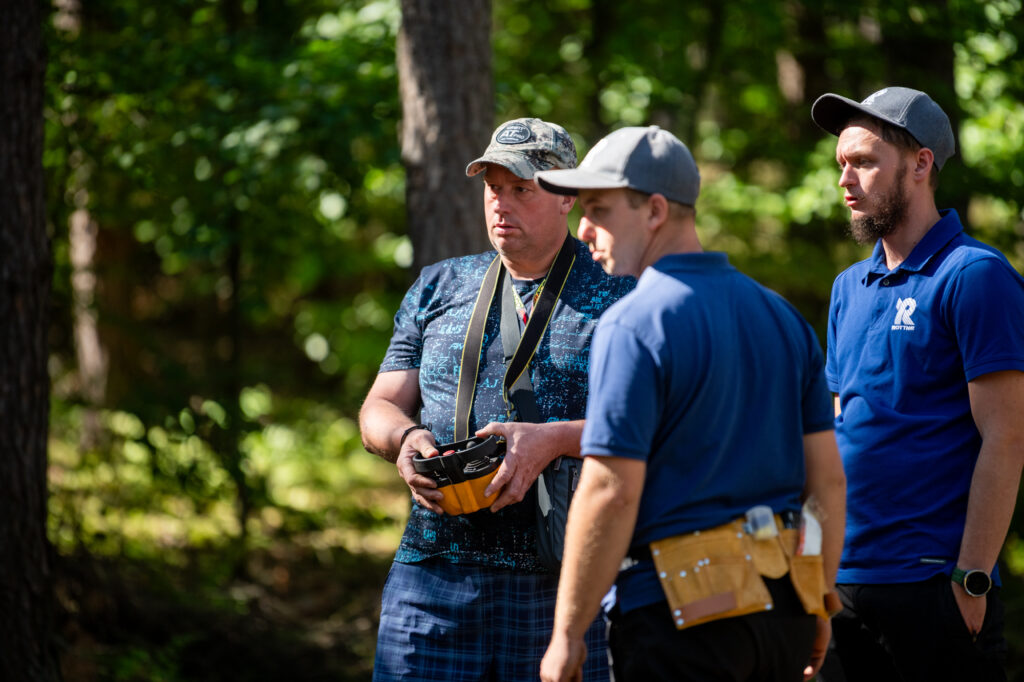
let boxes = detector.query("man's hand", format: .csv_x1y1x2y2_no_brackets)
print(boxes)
803,616,831,680
951,581,986,637
476,421,565,512
394,428,445,514
540,631,586,682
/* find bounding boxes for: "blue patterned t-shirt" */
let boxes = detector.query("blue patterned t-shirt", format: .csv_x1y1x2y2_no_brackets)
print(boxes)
379,236,634,573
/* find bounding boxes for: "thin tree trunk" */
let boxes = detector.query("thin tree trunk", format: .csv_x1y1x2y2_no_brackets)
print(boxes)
398,0,493,270
70,205,108,450
0,0,61,679
60,0,107,452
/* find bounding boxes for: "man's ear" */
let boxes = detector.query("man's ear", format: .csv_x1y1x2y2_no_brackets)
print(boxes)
912,148,935,183
647,194,669,232
560,194,576,215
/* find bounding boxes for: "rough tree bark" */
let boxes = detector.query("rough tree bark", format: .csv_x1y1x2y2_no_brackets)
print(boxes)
0,0,61,680
397,0,493,270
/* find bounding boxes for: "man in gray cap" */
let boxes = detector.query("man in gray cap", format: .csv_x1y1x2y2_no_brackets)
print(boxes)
360,118,632,682
812,86,1024,679
534,126,846,682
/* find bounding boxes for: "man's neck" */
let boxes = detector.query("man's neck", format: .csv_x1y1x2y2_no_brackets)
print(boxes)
881,202,942,270
502,242,564,280
638,220,703,274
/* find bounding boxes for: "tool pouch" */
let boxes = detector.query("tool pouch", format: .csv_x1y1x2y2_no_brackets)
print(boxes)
649,516,827,630
412,435,505,516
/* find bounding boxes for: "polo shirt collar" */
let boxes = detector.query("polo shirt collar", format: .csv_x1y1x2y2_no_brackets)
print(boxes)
655,251,731,272
864,209,963,283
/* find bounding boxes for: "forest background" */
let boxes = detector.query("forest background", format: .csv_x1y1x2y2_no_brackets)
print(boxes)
12,0,1024,679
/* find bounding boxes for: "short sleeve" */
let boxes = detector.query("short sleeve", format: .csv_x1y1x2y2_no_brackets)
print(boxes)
581,320,662,460
825,278,842,393
803,334,835,434
379,274,427,372
945,258,1024,381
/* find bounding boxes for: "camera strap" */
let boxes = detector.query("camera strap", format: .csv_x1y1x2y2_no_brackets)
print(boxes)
453,234,576,440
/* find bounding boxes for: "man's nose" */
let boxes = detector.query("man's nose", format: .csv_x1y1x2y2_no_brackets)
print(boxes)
578,217,595,242
490,189,511,214
838,165,855,188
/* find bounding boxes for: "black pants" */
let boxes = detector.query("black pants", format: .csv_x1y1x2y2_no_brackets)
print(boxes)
608,577,817,682
820,575,1006,682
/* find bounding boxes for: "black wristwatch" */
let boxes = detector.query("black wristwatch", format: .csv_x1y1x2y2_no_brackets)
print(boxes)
951,567,992,597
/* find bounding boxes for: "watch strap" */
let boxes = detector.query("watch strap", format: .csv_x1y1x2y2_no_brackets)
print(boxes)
951,567,992,597
399,423,431,448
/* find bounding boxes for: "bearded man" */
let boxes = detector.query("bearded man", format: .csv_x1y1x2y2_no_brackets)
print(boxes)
811,86,1024,681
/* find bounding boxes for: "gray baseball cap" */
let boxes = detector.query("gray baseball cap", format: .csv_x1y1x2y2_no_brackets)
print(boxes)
466,118,577,179
534,126,700,206
811,86,955,170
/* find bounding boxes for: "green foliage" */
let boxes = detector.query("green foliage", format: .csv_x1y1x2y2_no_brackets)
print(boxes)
42,0,1024,677
49,396,406,564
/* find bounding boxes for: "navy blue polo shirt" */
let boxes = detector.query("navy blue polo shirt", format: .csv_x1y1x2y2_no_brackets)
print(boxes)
827,209,1024,585
583,253,834,612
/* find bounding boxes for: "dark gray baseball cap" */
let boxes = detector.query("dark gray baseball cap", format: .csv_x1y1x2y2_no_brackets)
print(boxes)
534,125,700,206
466,118,577,179
811,86,955,170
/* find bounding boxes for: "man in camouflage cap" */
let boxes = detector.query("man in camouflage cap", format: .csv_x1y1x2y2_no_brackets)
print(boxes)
361,118,633,681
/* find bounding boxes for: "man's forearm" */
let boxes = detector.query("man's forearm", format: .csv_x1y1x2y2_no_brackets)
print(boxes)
359,397,418,463
960,370,1024,572
802,430,846,588
545,419,584,458
956,438,1023,572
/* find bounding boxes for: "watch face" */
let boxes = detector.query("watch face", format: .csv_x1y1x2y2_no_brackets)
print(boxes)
964,570,992,596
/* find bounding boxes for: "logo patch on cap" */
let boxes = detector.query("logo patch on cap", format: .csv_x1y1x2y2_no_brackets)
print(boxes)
862,88,888,106
495,122,533,145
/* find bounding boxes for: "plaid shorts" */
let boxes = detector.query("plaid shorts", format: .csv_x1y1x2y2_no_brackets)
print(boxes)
373,559,610,682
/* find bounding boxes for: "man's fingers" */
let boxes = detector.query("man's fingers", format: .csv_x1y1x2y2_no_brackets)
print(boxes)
490,478,527,512
485,460,513,497
475,421,508,439
413,492,444,514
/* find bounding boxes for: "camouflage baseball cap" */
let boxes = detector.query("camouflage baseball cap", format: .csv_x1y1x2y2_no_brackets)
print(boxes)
466,118,577,179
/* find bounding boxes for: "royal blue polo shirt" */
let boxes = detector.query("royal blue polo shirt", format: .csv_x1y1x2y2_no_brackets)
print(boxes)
826,209,1024,585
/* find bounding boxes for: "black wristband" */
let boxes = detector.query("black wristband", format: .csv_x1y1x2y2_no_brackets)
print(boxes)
399,423,430,448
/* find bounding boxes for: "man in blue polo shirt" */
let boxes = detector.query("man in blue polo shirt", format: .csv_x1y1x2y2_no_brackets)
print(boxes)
811,87,1024,680
534,126,846,682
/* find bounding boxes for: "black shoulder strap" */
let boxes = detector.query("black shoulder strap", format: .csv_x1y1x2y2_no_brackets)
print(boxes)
454,255,503,441
501,235,576,421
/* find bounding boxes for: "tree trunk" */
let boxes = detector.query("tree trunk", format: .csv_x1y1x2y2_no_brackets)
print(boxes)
0,0,60,679
397,0,493,270
70,205,108,450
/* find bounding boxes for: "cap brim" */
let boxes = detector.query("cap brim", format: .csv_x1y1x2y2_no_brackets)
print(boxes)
466,152,541,179
534,168,629,196
811,93,904,137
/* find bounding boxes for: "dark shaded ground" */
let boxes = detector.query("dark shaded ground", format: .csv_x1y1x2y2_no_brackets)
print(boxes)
53,545,1024,681
55,544,390,682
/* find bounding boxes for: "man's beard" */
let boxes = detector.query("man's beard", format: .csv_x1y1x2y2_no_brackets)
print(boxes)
849,163,908,245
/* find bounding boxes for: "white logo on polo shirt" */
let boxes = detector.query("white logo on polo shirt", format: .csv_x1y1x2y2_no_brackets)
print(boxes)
892,297,917,330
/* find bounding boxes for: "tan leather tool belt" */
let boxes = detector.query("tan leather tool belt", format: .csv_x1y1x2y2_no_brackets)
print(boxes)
649,515,827,630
